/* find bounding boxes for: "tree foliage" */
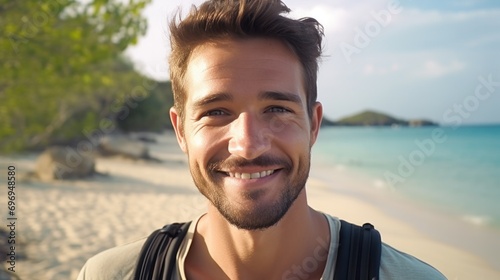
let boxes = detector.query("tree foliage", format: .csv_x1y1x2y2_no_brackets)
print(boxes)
0,0,152,152
117,81,175,132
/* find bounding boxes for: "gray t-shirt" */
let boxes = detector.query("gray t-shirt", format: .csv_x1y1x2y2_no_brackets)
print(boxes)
77,214,446,279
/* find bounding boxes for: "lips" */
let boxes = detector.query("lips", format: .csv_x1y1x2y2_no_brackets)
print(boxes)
209,155,290,182
227,170,276,179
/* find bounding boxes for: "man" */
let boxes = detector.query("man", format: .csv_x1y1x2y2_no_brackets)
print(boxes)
78,0,446,279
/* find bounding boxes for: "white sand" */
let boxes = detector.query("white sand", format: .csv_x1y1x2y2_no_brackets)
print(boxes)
1,132,499,280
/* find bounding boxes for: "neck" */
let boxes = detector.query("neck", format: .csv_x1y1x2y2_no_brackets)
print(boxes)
187,190,330,280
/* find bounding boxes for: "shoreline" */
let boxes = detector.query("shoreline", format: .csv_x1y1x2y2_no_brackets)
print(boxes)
1,131,499,279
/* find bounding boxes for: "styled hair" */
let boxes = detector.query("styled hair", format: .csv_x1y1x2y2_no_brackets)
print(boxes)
169,0,324,121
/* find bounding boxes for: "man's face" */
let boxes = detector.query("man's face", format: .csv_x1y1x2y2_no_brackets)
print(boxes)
170,38,322,230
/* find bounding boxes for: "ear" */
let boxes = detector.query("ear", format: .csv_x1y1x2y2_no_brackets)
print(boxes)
170,107,187,153
309,102,323,146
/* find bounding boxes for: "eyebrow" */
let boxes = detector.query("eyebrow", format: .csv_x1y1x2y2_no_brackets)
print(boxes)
191,90,303,109
192,92,233,109
259,91,303,105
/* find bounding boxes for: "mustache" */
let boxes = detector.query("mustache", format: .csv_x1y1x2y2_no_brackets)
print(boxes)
208,155,292,172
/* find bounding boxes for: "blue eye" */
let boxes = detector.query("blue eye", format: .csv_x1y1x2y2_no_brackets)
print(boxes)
205,110,227,116
267,107,290,113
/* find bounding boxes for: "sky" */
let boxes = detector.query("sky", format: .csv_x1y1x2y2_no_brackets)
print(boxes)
125,0,500,124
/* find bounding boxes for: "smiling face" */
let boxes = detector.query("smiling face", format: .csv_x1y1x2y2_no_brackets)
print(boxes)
170,38,322,230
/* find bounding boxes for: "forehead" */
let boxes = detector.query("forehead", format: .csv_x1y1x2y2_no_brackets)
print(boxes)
184,38,305,103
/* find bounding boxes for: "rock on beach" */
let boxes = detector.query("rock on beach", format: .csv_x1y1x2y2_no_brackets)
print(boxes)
98,135,150,160
35,146,95,181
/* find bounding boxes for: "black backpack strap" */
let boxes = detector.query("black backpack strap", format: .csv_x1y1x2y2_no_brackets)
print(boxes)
333,220,382,280
134,222,191,280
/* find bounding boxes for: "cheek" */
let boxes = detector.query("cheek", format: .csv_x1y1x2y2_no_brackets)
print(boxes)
187,127,228,163
273,120,311,147
278,126,312,167
192,133,208,150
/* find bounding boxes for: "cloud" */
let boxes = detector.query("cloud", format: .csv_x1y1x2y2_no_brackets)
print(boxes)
125,0,499,125
362,63,400,76
416,60,466,78
394,8,500,27
290,5,348,33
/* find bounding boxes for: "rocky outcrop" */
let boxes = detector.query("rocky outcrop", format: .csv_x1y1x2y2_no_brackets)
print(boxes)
97,135,150,160
35,146,96,181
408,119,438,127
322,110,438,127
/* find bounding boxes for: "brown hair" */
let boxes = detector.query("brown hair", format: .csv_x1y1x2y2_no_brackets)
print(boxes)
169,0,324,121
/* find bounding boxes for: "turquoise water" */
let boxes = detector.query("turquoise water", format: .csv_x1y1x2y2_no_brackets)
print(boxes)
312,125,500,229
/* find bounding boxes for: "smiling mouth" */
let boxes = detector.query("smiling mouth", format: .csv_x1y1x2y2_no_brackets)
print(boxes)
225,170,276,180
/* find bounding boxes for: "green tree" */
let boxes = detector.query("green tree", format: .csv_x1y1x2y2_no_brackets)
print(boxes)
0,0,152,152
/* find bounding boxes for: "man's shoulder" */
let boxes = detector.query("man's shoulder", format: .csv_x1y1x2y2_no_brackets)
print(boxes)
77,237,147,280
380,243,447,279
322,214,446,279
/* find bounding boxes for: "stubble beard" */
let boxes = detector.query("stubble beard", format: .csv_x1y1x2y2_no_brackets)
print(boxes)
189,154,311,231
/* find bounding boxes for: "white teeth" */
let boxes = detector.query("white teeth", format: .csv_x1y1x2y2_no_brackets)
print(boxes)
228,170,275,180
253,172,263,179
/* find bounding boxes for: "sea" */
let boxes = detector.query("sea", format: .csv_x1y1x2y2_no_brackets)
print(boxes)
312,124,500,230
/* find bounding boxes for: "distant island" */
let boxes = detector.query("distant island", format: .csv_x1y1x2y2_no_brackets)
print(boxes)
321,110,438,127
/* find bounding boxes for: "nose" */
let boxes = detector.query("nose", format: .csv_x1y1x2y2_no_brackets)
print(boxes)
228,113,271,160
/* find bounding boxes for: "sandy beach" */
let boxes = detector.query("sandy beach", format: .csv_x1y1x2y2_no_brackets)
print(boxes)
1,132,499,280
